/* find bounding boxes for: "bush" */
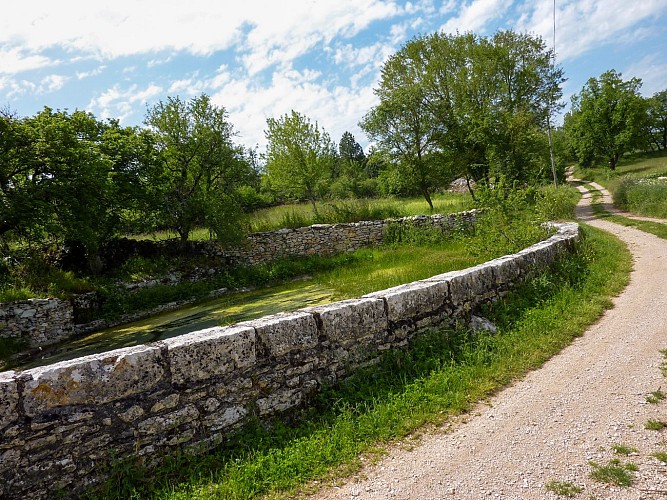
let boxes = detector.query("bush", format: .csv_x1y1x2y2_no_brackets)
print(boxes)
468,182,551,259
534,185,579,221
612,177,667,218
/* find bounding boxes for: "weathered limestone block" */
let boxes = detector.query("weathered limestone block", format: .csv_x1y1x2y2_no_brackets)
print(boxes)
138,404,200,436
21,344,166,416
203,405,247,431
365,280,449,324
305,297,387,343
483,255,522,286
165,325,256,385
0,372,18,430
237,311,318,358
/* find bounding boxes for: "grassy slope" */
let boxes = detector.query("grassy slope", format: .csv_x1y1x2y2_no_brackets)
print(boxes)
93,224,632,500
573,150,667,187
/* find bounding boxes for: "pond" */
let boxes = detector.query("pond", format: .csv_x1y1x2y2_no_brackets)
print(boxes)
16,279,334,370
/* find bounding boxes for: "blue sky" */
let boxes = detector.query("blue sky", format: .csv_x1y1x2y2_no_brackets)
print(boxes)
2,0,666,151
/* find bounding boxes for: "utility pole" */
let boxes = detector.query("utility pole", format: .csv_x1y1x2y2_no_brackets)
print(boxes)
547,0,558,188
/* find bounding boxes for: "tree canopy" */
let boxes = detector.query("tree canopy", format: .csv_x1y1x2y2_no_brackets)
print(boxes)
145,94,253,242
263,110,336,212
564,70,648,169
360,30,564,206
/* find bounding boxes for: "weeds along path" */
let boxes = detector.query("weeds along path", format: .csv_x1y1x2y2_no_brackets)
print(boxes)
573,178,667,225
313,186,667,499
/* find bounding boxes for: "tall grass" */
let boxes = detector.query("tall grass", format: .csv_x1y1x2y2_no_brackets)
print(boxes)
573,150,667,186
130,193,473,240
611,178,667,218
91,225,630,500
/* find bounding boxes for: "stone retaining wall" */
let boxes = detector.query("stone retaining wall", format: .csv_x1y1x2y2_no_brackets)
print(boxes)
0,212,477,348
0,222,579,499
0,299,73,347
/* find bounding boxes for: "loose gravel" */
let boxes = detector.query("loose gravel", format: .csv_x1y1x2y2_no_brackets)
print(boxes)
312,184,667,499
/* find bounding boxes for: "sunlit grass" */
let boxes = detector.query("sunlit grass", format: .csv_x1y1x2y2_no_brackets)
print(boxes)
129,193,473,241
573,150,667,187
92,225,633,500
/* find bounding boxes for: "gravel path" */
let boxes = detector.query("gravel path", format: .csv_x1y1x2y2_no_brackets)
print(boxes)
313,184,667,499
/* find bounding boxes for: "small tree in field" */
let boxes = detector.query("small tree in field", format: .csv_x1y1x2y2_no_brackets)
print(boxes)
145,94,252,242
263,110,336,213
564,70,648,169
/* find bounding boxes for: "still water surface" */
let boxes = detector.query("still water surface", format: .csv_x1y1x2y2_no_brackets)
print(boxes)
19,279,334,370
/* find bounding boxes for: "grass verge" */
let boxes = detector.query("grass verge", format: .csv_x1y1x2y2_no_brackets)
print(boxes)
588,186,667,240
90,224,632,500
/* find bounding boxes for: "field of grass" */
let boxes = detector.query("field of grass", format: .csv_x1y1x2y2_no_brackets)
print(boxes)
573,151,667,220
573,150,667,187
91,224,631,500
130,193,473,241
588,186,667,239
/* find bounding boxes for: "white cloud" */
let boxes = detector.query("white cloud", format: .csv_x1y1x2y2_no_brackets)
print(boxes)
88,83,163,122
76,65,107,80
211,66,378,150
441,0,513,34
39,74,68,93
624,54,667,96
0,46,55,75
516,0,667,61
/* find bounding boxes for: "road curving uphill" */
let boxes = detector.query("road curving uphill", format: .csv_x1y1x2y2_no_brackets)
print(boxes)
315,184,667,499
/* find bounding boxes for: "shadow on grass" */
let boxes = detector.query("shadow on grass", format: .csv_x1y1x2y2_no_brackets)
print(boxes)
89,247,592,500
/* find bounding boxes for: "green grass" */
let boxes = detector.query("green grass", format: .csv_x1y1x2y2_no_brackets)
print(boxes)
645,419,666,431
573,150,667,187
90,224,632,499
646,390,666,404
544,480,583,497
129,193,473,241
611,443,638,456
574,150,667,219
589,459,637,487
612,178,667,219
587,186,667,240
653,451,667,463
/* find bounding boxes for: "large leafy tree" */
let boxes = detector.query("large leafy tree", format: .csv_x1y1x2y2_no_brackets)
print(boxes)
145,94,252,242
263,110,336,212
0,109,43,244
647,90,667,151
564,70,648,169
361,30,564,206
360,35,450,209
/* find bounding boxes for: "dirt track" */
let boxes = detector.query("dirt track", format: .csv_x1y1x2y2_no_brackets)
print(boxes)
313,184,667,499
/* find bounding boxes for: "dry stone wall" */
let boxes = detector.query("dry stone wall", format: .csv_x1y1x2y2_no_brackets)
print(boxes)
0,222,579,499
0,212,477,348
0,299,73,347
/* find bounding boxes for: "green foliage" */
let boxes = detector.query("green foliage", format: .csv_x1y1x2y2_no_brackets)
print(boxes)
612,177,667,218
647,89,667,151
646,390,666,404
645,419,666,431
565,70,649,170
534,185,580,221
361,30,564,207
544,480,583,497
92,225,631,499
611,443,638,456
467,183,552,260
145,94,253,243
0,248,95,299
589,459,636,487
653,451,667,463
263,110,337,212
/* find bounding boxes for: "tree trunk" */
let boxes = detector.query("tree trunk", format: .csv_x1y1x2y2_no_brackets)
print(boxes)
422,188,434,211
465,175,477,202
609,156,617,170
